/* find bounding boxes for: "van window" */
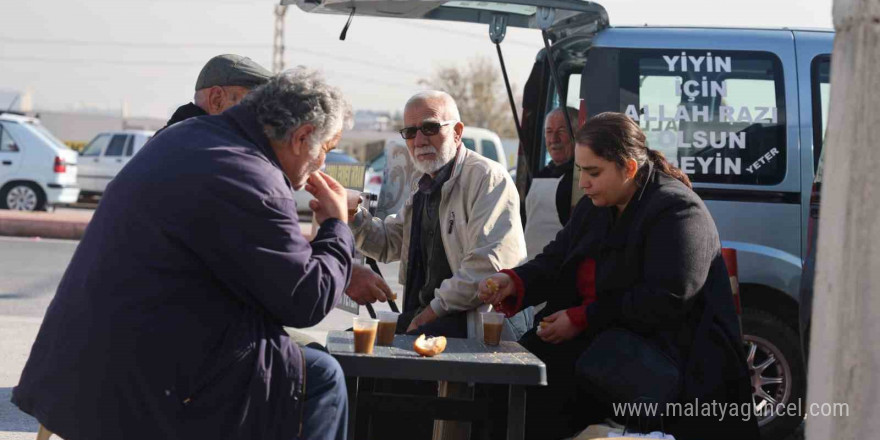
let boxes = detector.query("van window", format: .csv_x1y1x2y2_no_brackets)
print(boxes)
462,137,476,151
545,72,584,166
105,135,128,157
584,48,786,185
811,56,830,179
125,136,135,156
83,134,110,157
0,123,20,152
481,140,499,161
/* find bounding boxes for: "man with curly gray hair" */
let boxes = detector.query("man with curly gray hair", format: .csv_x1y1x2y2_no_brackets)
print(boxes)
13,67,354,440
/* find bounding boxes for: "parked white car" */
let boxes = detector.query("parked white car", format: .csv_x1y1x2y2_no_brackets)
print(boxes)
461,126,508,170
78,130,154,197
0,112,79,211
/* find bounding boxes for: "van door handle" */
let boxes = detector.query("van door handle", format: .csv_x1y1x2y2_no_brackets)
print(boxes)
1,160,11,165
116,159,123,163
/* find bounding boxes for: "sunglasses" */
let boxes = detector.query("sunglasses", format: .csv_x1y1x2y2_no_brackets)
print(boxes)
399,120,458,140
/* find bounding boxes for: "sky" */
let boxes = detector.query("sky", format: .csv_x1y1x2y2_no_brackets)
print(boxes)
0,0,833,120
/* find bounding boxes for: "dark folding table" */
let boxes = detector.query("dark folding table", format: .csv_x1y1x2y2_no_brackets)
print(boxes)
326,330,547,440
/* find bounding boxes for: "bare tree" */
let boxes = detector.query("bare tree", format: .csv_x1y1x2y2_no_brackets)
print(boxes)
419,56,520,138
807,0,880,438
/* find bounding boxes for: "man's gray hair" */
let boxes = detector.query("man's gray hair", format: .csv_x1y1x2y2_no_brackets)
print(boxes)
243,67,353,152
406,90,462,122
545,106,578,125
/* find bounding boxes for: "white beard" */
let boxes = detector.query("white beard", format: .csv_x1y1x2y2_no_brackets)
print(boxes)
412,145,456,174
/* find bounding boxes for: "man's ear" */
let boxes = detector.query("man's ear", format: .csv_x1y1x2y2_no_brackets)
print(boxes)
207,86,226,114
290,124,316,156
453,121,464,144
626,158,639,179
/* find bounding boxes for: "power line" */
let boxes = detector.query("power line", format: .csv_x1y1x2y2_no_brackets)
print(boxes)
0,37,426,77
0,36,269,49
0,55,414,90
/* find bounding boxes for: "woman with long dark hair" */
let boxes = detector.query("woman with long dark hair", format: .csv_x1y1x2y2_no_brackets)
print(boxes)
479,112,757,439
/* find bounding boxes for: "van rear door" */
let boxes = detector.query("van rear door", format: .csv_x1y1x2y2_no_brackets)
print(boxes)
287,0,607,39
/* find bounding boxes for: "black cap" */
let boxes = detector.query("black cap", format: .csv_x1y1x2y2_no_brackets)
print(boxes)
194,54,272,91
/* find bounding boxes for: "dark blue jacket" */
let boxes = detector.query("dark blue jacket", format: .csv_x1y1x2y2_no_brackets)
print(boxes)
12,105,354,440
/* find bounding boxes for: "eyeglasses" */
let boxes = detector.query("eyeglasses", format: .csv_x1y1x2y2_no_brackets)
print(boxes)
399,120,458,140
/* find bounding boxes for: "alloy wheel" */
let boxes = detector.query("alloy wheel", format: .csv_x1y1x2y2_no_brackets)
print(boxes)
6,185,39,211
745,334,793,427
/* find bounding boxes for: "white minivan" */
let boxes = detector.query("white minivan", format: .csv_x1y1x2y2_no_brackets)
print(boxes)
78,130,154,196
0,112,79,211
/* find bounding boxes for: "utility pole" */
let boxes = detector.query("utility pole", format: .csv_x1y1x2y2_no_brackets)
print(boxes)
807,0,880,438
273,5,288,73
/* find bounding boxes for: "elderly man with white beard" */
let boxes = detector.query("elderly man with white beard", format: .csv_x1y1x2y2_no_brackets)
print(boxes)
346,91,526,338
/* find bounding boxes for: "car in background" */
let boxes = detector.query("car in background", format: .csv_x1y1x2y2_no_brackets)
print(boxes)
0,112,79,211
294,150,359,214
461,126,508,170
77,130,154,199
363,151,386,197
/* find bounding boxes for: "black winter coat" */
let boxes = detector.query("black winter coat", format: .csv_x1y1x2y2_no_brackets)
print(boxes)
514,163,759,439
12,104,354,440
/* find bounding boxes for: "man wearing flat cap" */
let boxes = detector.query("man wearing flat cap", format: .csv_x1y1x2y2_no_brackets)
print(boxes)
159,54,272,132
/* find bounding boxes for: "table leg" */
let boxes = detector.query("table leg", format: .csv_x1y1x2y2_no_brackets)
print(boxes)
354,378,374,440
506,386,526,440
346,377,358,440
433,381,473,440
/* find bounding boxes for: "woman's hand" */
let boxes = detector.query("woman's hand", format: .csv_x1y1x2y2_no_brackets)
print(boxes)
537,310,582,344
478,273,514,307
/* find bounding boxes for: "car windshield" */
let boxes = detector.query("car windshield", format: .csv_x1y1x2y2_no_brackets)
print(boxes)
27,121,71,151
1,120,65,152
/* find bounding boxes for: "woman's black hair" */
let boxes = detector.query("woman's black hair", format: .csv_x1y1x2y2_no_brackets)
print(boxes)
575,112,692,189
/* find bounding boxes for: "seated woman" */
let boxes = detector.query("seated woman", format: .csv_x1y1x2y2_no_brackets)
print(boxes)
479,112,757,440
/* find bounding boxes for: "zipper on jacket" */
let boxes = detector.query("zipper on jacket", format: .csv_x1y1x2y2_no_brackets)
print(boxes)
298,349,307,438
447,211,455,234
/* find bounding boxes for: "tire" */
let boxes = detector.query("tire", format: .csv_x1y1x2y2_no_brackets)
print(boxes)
1,182,46,211
741,308,806,440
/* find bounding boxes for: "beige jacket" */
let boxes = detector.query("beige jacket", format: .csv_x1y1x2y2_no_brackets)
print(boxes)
350,147,527,338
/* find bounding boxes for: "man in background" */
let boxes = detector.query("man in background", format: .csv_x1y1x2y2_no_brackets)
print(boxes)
159,54,272,132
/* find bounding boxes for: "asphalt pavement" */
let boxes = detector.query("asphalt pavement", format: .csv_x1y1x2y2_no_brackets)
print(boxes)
0,234,402,439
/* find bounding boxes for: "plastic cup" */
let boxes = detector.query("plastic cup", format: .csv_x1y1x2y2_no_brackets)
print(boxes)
346,189,363,218
352,317,379,354
375,311,400,346
481,312,505,346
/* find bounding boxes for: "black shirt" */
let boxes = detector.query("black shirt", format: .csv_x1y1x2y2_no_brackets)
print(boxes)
155,103,208,136
403,160,455,313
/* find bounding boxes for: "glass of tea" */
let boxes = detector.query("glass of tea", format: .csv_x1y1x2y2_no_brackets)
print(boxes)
375,311,399,346
352,316,379,354
481,311,505,346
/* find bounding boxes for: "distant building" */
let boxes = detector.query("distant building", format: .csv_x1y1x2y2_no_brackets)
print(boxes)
353,110,395,132
25,110,165,143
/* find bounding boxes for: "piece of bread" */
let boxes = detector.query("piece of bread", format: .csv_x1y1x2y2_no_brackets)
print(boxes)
413,334,447,357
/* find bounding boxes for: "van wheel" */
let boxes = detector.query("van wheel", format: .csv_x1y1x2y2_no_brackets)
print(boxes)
1,182,46,211
741,308,806,440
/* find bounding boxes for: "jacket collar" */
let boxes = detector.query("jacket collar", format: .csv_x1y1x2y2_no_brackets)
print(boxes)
602,160,655,248
440,145,469,198
223,104,283,170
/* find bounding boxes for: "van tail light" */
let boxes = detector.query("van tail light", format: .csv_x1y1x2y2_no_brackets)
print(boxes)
368,175,382,185
53,156,67,173
721,247,744,339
